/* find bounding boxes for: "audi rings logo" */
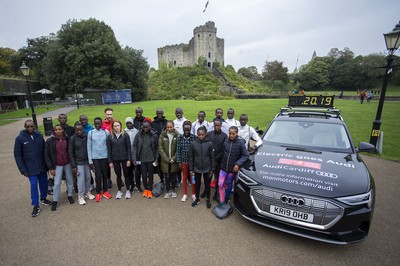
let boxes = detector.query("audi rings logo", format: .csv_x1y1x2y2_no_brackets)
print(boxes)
281,194,305,207
316,170,338,179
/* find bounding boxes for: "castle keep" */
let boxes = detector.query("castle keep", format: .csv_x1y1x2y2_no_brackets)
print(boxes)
157,21,224,68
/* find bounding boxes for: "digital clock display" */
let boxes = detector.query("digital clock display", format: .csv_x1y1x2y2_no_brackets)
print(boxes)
288,95,335,107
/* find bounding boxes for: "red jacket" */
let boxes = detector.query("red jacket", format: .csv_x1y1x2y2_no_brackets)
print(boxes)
102,118,114,133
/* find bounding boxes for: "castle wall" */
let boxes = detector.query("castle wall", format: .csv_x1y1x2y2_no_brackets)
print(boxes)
158,21,224,68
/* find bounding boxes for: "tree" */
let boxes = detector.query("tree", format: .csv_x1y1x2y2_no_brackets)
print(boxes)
13,35,53,83
294,57,331,90
0,47,17,76
238,66,261,79
42,18,149,99
262,60,289,88
329,48,363,90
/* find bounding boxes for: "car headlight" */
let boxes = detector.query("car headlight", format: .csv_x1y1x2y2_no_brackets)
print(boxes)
238,171,259,186
336,190,373,208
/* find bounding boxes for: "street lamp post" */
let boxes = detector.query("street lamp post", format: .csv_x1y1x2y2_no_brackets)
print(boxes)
369,21,400,150
20,62,38,128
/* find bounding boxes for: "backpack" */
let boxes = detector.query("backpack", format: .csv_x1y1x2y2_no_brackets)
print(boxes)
152,181,165,197
212,203,233,219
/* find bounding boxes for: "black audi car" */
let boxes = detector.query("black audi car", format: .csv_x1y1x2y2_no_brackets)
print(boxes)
234,96,375,244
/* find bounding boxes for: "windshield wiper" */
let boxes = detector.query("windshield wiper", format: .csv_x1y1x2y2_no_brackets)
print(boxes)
283,146,322,154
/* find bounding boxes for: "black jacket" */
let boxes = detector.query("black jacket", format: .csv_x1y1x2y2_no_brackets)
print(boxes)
68,133,88,168
107,133,132,162
132,128,158,162
220,136,249,173
189,137,215,174
151,116,168,137
207,130,227,163
133,116,146,130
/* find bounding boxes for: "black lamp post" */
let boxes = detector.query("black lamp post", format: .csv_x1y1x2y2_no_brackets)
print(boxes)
20,62,38,128
369,21,400,150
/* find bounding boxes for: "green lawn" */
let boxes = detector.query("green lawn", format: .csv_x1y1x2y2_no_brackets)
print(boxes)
0,106,59,126
62,99,400,162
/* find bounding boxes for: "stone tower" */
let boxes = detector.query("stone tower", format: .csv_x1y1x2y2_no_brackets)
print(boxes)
157,21,224,68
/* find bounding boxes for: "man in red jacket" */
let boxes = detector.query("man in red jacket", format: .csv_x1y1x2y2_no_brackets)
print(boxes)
102,107,115,132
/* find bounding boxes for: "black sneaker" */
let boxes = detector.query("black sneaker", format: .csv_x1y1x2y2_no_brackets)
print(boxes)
40,198,52,206
51,201,58,211
200,192,206,198
192,199,200,207
137,187,143,193
107,179,112,189
67,196,75,204
206,199,211,209
31,206,40,217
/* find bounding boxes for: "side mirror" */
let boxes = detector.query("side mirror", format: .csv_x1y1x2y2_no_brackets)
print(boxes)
357,142,375,153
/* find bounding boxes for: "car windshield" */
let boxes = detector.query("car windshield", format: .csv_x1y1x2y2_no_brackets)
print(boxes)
263,120,352,152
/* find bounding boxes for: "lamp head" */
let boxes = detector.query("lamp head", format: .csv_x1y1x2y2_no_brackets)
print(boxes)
20,62,30,77
384,21,400,53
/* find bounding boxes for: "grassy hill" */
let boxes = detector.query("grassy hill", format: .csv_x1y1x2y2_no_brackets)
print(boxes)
147,65,268,100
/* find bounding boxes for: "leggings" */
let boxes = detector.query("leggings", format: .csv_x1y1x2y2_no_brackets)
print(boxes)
93,158,109,194
112,160,130,191
195,172,211,200
218,170,236,203
141,162,154,190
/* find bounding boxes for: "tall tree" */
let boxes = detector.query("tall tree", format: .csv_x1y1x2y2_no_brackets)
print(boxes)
262,60,289,88
43,18,149,99
14,35,53,83
294,57,331,90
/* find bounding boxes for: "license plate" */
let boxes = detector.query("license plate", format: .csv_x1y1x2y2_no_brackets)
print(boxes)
270,205,314,223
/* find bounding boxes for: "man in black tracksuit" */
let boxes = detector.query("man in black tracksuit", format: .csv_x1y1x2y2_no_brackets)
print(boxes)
206,119,227,201
150,108,167,183
132,121,158,198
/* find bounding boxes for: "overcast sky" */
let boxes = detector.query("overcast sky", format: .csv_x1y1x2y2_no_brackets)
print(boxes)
1,0,399,72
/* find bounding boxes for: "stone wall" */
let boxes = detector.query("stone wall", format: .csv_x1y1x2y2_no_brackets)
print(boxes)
158,21,224,68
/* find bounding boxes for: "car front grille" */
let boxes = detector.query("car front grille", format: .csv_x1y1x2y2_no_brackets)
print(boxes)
251,188,343,230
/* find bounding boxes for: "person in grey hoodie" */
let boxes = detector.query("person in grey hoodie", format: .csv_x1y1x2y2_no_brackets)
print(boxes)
189,126,215,208
124,117,139,195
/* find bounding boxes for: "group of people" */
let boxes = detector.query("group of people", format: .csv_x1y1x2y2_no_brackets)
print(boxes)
14,106,263,217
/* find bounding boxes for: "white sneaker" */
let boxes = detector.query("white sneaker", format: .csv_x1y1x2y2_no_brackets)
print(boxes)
78,196,86,205
164,191,171,199
125,190,131,199
181,194,188,202
116,191,123,199
85,192,95,200
171,190,177,198
191,194,196,202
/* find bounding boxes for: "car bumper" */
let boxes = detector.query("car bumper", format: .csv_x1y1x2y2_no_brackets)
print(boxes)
233,181,373,244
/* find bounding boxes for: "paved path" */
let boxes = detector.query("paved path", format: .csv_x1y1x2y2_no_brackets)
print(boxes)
0,107,399,265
